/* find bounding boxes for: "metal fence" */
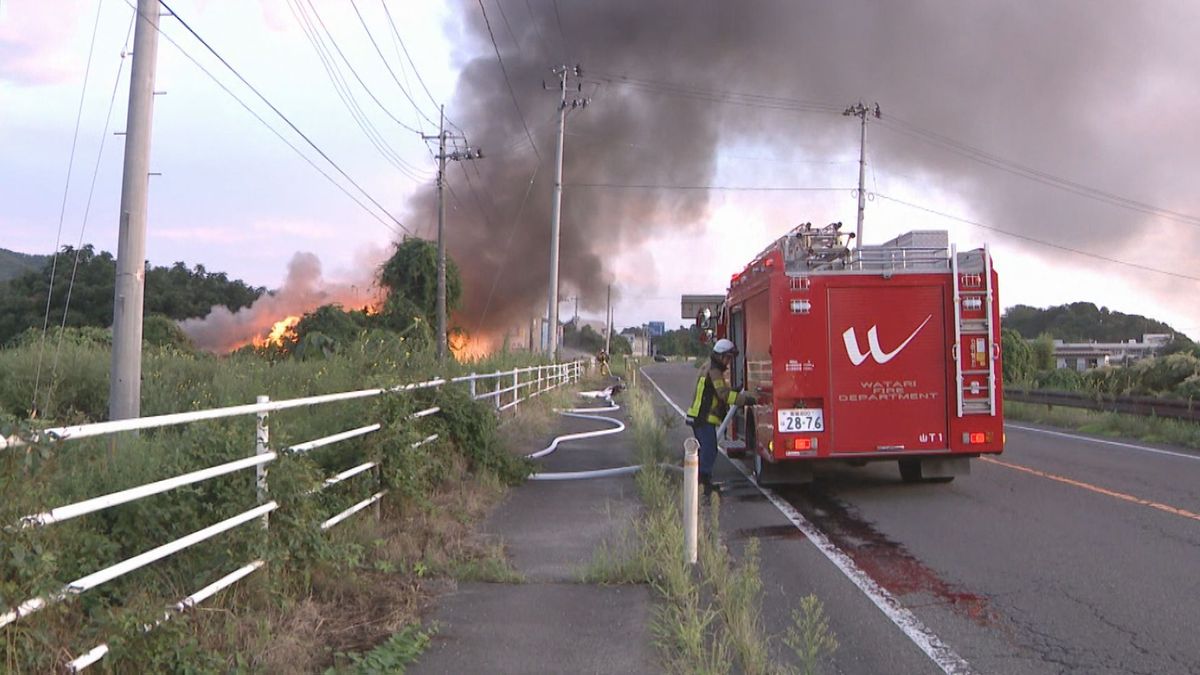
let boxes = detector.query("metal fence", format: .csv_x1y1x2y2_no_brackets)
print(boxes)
1006,387,1200,422
1,360,585,672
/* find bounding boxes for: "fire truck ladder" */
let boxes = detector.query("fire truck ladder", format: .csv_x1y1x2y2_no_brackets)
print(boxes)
951,244,997,417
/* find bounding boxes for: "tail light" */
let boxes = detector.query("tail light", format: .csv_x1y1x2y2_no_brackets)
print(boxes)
963,431,993,444
793,438,816,451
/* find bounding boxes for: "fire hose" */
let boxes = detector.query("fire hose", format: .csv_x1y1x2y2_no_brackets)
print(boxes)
527,386,645,481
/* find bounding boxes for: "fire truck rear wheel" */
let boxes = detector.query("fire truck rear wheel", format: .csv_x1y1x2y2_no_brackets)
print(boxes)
753,452,779,486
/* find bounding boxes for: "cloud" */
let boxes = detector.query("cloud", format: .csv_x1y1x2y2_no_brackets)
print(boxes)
0,1,91,85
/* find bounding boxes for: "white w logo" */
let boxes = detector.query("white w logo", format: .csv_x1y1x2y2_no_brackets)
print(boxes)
842,315,933,366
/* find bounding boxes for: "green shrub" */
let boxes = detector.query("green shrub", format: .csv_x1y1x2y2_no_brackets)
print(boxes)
1035,368,1084,391
0,337,563,671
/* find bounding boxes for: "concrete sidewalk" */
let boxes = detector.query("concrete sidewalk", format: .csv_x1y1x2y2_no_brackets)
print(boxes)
411,393,659,674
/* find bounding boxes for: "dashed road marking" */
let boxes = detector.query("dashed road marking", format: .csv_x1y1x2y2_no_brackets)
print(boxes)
641,367,975,675
1005,423,1200,463
980,456,1200,523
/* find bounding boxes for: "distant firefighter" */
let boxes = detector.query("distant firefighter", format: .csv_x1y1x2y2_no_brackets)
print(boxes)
596,349,610,376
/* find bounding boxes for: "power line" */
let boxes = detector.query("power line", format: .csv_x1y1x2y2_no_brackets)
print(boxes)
125,0,404,233
564,128,855,166
290,0,433,181
522,0,553,60
551,0,570,59
155,0,410,235
348,0,440,129
478,159,542,331
46,11,138,418
567,183,852,192
585,70,844,116
380,0,441,114
477,0,541,160
494,0,523,54
874,192,1200,283
32,0,106,419
877,115,1200,227
298,0,426,139
583,70,1199,230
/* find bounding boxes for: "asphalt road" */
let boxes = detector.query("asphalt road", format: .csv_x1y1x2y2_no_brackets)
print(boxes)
640,361,1200,675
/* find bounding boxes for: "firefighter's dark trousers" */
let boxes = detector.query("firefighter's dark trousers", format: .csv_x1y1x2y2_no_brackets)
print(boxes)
691,422,719,481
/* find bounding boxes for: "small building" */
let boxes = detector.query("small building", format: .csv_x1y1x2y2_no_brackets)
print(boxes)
620,328,652,357
1052,334,1172,372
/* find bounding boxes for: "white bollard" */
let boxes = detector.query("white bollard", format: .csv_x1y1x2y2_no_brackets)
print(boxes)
255,395,270,530
683,437,699,565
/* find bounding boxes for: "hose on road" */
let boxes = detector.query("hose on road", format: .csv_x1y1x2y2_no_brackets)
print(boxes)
526,384,645,481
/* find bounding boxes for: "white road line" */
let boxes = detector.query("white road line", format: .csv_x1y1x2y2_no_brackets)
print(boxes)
640,366,975,675
1005,423,1200,463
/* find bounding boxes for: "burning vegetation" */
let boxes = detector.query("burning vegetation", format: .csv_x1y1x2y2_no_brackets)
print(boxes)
252,315,301,349
180,239,488,360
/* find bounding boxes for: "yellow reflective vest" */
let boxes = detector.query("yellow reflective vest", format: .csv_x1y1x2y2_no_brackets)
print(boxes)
687,362,739,426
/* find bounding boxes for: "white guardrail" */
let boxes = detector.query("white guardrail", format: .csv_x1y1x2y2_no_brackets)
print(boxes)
1,360,585,672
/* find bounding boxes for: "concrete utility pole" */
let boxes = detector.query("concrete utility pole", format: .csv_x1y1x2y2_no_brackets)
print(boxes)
843,101,880,246
109,0,160,421
424,106,482,362
604,283,612,353
546,64,588,360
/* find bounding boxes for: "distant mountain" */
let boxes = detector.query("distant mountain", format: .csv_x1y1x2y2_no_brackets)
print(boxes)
1002,302,1186,342
0,248,50,283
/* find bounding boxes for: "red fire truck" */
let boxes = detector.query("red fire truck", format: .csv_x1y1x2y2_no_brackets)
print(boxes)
701,223,1003,485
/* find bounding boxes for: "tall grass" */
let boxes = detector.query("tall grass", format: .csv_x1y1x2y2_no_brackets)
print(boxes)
1006,400,1200,449
586,387,836,674
0,335,561,671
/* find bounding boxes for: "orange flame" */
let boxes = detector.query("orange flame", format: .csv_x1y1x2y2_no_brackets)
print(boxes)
449,329,494,360
253,315,301,348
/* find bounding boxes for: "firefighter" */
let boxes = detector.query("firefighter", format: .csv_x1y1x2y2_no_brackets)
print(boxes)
686,338,756,495
596,348,610,376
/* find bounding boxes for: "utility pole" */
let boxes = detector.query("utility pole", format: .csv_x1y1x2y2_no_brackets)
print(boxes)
424,106,483,362
109,0,160,421
843,101,880,245
545,64,588,360
604,284,612,353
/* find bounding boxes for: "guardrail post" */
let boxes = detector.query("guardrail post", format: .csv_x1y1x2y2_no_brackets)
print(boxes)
374,464,383,521
469,372,477,399
512,368,520,408
683,437,699,565
494,373,503,410
255,395,270,530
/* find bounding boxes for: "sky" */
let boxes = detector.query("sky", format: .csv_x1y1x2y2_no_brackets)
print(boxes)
2,1,1199,342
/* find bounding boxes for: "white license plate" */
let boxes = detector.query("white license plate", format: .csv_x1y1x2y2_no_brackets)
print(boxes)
777,408,824,433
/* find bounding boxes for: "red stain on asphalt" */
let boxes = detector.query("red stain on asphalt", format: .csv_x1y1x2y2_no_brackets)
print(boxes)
777,484,999,627
733,525,808,541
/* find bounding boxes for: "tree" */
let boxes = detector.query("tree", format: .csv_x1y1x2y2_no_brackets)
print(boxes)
377,238,461,329
1031,333,1056,371
0,245,264,346
654,325,705,357
1000,328,1035,384
1002,302,1183,342
292,304,370,346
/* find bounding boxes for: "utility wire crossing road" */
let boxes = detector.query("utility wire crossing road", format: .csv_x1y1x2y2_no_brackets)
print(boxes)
641,362,1200,675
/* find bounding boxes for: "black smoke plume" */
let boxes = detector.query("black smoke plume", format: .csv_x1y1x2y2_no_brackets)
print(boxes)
410,1,1200,335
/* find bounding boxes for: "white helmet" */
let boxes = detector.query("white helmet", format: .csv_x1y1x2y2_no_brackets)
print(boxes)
712,338,738,355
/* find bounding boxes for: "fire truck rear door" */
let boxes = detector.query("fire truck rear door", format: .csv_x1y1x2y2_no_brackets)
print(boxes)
827,285,949,453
